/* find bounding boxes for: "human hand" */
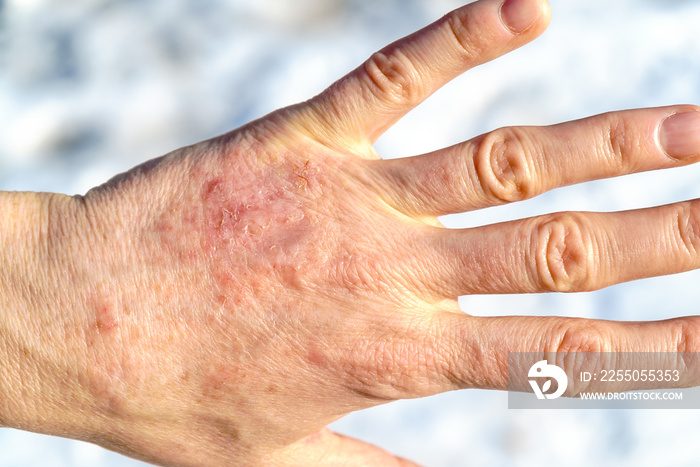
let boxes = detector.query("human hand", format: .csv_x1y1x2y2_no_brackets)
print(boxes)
4,0,700,465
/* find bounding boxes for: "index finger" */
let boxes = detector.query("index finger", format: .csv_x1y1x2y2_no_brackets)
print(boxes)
305,0,551,148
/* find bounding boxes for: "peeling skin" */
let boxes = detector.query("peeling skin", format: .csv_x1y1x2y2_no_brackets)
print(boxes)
62,132,424,454
143,139,408,323
156,149,337,305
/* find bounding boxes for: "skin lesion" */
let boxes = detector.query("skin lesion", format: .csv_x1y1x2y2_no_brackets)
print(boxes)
90,292,120,334
197,159,325,290
146,146,347,308
140,137,415,348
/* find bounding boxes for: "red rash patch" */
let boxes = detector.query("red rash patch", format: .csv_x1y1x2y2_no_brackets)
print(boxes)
149,152,344,313
193,158,330,296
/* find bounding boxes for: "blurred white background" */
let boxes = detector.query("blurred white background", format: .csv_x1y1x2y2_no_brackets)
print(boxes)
2,0,700,465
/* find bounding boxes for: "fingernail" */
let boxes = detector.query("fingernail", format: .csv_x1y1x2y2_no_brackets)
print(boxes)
500,0,541,34
659,111,700,159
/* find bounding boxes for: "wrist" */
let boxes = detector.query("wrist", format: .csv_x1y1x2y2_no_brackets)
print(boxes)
0,191,88,436
0,192,52,428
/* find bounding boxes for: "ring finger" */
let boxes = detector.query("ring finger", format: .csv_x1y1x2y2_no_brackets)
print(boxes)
418,198,700,297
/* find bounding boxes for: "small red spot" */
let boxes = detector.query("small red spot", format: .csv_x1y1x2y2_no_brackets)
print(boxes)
96,304,118,333
202,177,225,200
307,347,328,368
202,364,244,400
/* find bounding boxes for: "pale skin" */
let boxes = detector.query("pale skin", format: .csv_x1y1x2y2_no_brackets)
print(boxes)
3,0,700,465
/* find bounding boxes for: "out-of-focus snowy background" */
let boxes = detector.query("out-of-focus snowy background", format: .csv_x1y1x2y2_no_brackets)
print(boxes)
2,0,700,465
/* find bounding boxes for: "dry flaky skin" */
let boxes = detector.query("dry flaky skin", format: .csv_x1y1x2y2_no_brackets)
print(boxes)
5,118,445,466
5,0,700,465
86,123,446,457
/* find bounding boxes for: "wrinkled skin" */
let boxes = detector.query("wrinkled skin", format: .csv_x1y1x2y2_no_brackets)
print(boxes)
40,111,459,466
4,0,700,465
60,123,453,463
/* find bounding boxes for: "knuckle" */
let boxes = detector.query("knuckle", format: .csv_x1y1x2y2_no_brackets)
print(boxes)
342,318,447,400
673,318,700,353
443,9,481,58
326,237,422,300
446,323,507,390
552,321,612,354
531,213,596,293
601,116,639,172
548,323,611,396
474,128,537,203
342,322,439,400
328,245,392,296
362,50,423,106
673,202,700,258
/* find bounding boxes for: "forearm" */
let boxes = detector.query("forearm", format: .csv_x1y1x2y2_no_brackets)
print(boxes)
0,192,48,426
0,192,86,436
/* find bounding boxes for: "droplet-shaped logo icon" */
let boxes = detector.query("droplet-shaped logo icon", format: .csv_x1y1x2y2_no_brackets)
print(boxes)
528,360,568,400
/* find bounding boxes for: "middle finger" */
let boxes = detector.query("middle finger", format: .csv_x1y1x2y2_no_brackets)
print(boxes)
374,105,700,217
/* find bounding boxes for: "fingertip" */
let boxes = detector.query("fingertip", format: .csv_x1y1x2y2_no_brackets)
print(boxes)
499,0,551,36
659,107,700,161
540,0,553,32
